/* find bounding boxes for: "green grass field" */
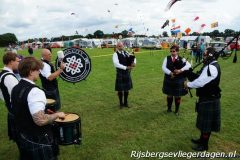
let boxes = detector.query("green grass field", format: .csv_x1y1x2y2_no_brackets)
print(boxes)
0,47,239,160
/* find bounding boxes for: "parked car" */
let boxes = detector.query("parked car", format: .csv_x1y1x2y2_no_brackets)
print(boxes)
209,42,231,57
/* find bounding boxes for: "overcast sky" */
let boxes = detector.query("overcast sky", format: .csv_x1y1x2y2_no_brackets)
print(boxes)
0,0,239,41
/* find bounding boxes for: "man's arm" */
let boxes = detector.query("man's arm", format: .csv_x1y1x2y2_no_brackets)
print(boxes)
32,111,65,126
4,74,19,96
112,52,127,70
48,62,65,81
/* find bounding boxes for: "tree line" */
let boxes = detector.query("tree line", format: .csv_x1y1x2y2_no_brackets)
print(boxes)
0,29,239,47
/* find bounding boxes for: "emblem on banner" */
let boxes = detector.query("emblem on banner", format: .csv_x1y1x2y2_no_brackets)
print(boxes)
56,48,91,83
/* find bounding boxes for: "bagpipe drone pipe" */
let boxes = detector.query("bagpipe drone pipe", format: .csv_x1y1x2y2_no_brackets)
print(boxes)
184,32,240,81
182,33,240,97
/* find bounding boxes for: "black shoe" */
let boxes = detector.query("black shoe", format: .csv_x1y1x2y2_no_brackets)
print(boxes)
124,103,129,108
120,103,124,109
192,144,208,151
191,138,201,144
167,109,172,112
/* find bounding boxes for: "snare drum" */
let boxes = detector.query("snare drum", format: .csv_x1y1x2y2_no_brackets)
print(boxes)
46,99,56,112
53,113,82,145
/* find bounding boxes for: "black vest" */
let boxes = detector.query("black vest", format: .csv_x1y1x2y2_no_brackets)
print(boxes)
196,62,221,97
39,60,58,91
165,56,185,78
11,79,52,136
0,70,17,113
116,51,129,67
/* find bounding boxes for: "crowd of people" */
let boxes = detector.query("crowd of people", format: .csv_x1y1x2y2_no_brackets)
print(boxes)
0,43,222,159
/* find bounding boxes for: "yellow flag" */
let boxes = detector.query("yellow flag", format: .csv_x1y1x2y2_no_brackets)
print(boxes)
211,22,218,28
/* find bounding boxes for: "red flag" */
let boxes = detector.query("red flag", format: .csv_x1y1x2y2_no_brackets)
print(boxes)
193,16,199,21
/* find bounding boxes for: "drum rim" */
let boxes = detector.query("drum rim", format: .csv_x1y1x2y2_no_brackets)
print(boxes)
46,98,56,105
54,112,81,124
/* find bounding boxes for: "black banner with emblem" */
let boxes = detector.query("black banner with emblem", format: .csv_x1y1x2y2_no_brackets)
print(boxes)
55,48,91,83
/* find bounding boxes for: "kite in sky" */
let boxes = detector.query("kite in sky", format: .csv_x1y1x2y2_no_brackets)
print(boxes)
165,0,181,11
197,24,206,33
193,16,199,21
211,22,218,28
161,20,169,29
184,27,191,35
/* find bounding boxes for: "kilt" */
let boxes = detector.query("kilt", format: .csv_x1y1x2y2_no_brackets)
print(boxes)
162,75,187,97
115,69,133,91
7,112,18,141
18,133,59,160
196,98,221,132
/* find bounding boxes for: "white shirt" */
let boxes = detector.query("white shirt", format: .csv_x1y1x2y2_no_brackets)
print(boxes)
187,61,218,88
22,78,47,115
112,50,137,70
162,56,191,75
40,61,51,79
1,67,19,99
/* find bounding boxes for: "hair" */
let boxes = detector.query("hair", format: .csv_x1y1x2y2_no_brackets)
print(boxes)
204,47,218,63
18,57,43,78
206,47,216,56
170,44,179,52
3,52,18,65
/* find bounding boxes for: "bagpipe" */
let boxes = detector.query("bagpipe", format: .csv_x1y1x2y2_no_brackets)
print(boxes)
184,32,240,81
182,33,240,97
126,51,136,66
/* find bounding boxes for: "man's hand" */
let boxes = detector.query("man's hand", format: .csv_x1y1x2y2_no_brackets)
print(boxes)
127,66,133,70
60,62,65,70
131,63,136,67
174,69,182,75
57,112,65,119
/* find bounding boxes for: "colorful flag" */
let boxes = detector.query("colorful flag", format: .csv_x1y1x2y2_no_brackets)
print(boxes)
128,28,135,36
171,19,176,23
184,28,191,35
171,25,181,36
211,22,218,28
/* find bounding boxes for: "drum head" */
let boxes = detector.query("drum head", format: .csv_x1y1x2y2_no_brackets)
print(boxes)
46,99,56,105
55,113,79,123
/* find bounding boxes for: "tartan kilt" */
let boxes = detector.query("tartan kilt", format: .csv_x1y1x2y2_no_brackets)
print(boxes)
115,69,133,91
162,75,187,97
7,112,18,141
18,133,59,160
196,98,221,132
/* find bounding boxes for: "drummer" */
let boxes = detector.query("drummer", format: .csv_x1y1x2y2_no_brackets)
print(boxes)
11,57,65,160
39,49,65,111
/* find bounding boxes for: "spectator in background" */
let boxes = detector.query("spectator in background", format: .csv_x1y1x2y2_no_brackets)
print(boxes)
28,46,33,55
